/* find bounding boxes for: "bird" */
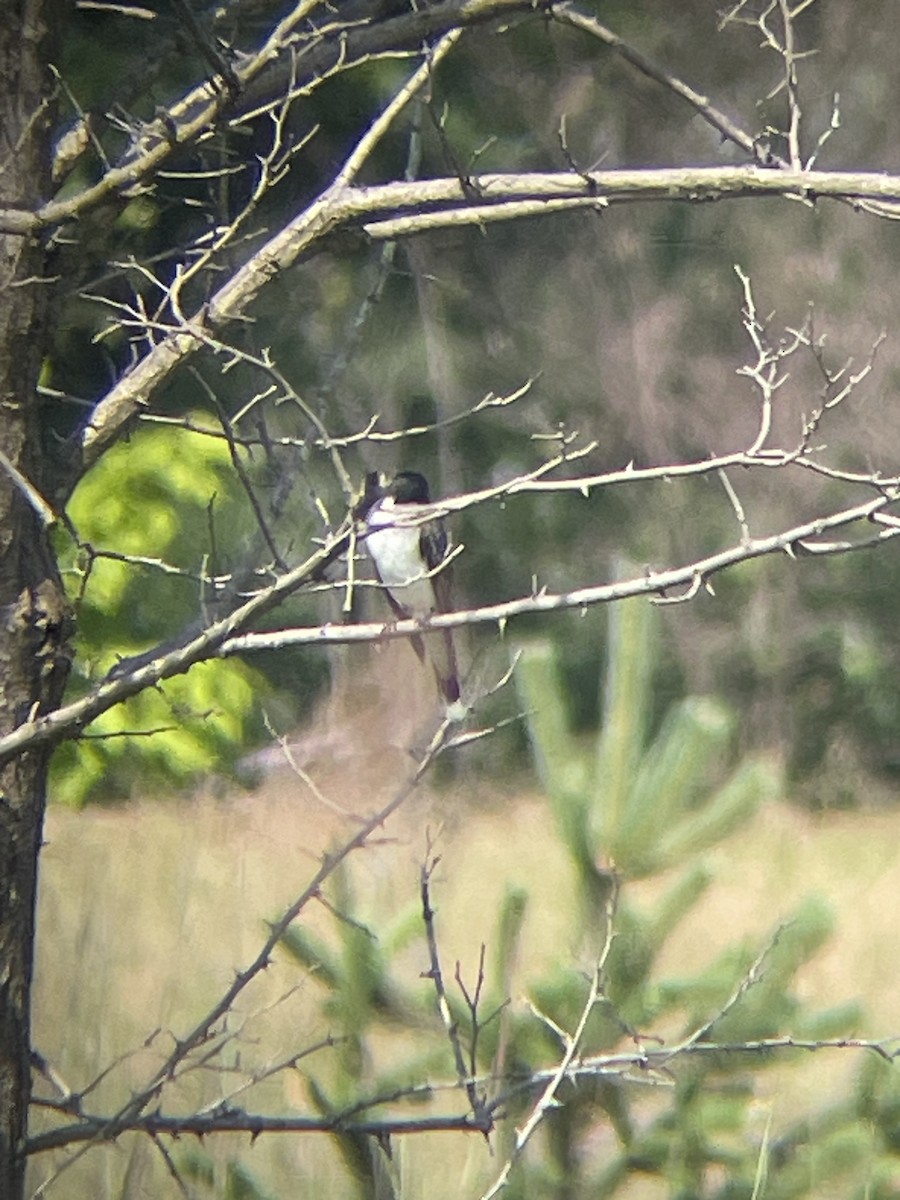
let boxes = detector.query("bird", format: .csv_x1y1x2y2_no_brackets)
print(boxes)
364,470,465,718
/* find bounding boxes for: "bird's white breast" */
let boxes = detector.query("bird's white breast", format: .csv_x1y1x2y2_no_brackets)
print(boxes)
367,502,436,618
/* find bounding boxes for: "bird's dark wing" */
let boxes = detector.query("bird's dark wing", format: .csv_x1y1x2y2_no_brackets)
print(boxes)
419,516,460,703
420,518,452,612
419,516,448,570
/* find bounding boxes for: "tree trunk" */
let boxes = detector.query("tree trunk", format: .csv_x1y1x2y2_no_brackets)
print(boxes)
0,4,67,1197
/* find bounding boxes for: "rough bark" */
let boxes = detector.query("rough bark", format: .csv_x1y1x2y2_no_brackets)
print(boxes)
0,4,68,1197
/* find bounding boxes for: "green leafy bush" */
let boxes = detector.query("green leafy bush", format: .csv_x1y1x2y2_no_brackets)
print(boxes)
53,423,268,805
253,584,896,1198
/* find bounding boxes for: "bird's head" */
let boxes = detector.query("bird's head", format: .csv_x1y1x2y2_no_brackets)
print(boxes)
389,471,431,504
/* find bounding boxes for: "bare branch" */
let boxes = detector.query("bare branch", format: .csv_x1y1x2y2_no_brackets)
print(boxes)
11,0,557,238
487,1034,900,1111
776,0,804,169
3,415,896,768
480,880,619,1200
29,714,459,1172
191,368,289,572
75,162,900,474
136,380,534,450
28,1107,492,1155
718,469,751,545
334,28,463,189
554,4,764,163
0,519,356,766
421,851,490,1121
219,490,900,652
0,447,61,529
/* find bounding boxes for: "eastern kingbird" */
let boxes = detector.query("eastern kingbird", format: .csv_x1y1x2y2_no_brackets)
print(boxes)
364,471,465,717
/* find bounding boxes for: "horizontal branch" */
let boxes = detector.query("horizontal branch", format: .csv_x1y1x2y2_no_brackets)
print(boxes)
27,1106,492,1155
491,1033,900,1108
22,0,900,241
1,468,896,766
358,165,900,239
0,448,584,764
0,525,353,766
30,1031,896,1156
351,164,900,212
77,164,900,472
218,490,900,654
10,0,554,238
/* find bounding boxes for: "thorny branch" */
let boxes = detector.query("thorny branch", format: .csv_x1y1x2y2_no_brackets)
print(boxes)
137,379,536,452
67,161,900,477
480,880,619,1200
0,438,593,765
31,831,899,1166
23,0,555,238
17,1,900,1191
20,0,877,251
221,485,900,639
2,296,894,768
9,473,896,767
74,19,462,474
27,1030,899,1158
29,715,459,1182
29,1109,493,1156
554,4,770,164
421,852,491,1121
18,0,897,485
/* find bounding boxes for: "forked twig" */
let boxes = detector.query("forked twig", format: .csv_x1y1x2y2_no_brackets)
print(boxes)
480,878,619,1199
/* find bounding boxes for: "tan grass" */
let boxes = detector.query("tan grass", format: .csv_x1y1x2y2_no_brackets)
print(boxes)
26,671,900,1197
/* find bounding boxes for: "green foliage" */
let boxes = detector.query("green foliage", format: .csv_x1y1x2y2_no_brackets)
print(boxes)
50,659,260,808
243,590,898,1199
180,1150,275,1200
47,0,900,814
514,590,780,885
53,424,269,805
31,1,900,1195
502,591,894,1197
63,424,243,649
279,864,437,1197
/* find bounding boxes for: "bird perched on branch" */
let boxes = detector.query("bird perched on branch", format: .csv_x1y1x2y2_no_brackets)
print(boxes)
364,470,465,719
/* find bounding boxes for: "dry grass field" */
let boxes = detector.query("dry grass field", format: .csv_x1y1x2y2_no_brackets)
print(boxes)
26,660,900,1198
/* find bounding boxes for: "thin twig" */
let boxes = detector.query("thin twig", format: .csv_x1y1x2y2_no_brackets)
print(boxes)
421,850,488,1120
480,879,619,1200
29,715,458,1176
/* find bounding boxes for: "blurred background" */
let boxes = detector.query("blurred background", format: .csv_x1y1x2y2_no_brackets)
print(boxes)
28,1,900,1196
44,0,900,809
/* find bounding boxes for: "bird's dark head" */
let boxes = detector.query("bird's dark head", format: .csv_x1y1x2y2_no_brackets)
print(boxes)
390,471,431,504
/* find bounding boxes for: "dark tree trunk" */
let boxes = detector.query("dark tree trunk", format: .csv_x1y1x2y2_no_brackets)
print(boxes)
0,4,67,1198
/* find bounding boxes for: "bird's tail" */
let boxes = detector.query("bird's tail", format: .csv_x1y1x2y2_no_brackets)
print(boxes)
425,628,465,717
407,628,466,719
